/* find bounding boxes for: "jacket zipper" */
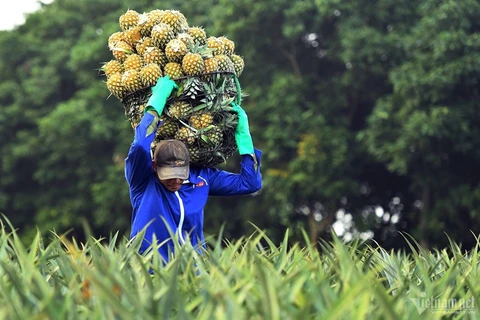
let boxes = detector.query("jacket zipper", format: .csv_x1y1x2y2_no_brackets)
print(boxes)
174,191,185,244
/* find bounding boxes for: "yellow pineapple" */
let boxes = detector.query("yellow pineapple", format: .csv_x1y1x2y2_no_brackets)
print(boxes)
187,27,207,45
157,116,178,138
106,73,125,99
175,126,196,144
160,10,189,34
177,32,193,46
143,47,168,68
110,41,133,63
140,63,162,87
218,36,235,56
119,10,139,31
123,54,143,71
207,37,225,56
165,39,188,63
167,101,192,119
230,54,245,77
108,31,124,49
203,58,218,74
214,54,235,73
190,113,213,129
123,26,142,47
102,60,124,78
163,62,184,79
151,23,175,49
122,70,143,92
136,37,153,56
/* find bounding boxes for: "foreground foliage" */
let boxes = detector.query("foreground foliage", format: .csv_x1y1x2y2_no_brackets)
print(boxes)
0,220,478,319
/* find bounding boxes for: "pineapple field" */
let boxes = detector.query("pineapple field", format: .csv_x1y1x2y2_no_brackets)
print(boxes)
101,9,246,167
0,218,478,319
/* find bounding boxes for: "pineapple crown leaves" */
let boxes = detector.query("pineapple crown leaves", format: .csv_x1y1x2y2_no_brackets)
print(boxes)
187,40,215,58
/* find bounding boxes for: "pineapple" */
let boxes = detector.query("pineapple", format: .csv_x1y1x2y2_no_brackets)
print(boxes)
164,62,184,79
203,58,218,74
157,116,178,138
122,70,143,92
136,37,153,56
181,43,212,76
167,101,192,119
119,10,139,31
187,146,202,162
151,23,175,49
187,27,207,45
140,63,162,87
203,126,223,146
230,54,245,77
177,32,193,46
102,60,123,78
160,10,189,34
147,9,166,23
106,73,125,99
190,113,213,129
138,12,159,37
111,41,133,63
218,36,235,56
108,31,124,49
123,54,143,71
207,37,225,56
175,126,196,144
215,55,235,73
143,47,168,68
165,39,188,63
123,26,142,47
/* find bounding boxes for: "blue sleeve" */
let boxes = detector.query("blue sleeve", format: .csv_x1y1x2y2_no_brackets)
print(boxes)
207,149,263,196
124,112,160,193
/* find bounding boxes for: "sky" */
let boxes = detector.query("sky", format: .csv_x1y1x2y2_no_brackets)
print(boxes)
0,0,54,30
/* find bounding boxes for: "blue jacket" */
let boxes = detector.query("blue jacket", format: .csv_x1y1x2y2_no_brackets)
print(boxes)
125,112,262,261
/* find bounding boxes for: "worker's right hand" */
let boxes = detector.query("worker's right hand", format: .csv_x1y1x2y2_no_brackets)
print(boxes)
145,76,178,115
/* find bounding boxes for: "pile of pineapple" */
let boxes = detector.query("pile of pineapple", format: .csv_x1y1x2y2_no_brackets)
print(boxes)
101,9,246,167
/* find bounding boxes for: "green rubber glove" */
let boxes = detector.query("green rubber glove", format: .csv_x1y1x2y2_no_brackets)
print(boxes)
231,102,254,155
144,76,178,115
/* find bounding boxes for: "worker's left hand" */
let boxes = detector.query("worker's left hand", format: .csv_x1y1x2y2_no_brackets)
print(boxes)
231,102,254,155
145,76,178,115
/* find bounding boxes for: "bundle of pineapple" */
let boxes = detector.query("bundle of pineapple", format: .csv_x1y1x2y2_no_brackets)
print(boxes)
101,9,246,167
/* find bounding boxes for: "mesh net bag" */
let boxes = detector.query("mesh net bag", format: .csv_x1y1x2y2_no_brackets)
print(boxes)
122,71,242,167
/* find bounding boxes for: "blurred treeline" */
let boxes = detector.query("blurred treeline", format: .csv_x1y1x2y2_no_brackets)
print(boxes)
0,0,479,250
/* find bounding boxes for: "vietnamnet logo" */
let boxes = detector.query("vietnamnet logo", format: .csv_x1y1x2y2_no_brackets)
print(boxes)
409,292,475,315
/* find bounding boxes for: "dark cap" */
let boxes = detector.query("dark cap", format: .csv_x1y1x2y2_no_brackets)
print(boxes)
154,140,190,180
